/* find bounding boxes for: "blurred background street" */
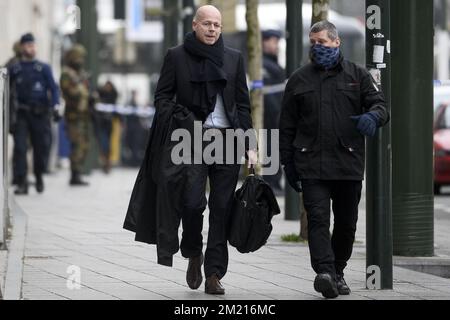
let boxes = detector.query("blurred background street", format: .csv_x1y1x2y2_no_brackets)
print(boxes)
1,0,450,300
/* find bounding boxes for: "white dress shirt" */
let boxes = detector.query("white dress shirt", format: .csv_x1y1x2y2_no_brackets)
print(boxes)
204,95,231,129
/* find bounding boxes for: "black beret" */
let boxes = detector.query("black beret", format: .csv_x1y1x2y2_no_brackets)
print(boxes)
262,29,282,40
20,33,35,44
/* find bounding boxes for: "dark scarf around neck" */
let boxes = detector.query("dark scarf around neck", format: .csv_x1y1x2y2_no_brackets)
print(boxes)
183,32,227,120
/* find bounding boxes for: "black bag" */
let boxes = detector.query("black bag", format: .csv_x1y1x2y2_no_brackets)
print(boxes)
228,167,281,253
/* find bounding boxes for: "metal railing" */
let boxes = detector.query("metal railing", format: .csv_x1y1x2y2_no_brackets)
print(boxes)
0,68,10,249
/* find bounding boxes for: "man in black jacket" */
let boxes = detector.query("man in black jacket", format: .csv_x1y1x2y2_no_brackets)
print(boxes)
279,21,389,299
154,5,257,295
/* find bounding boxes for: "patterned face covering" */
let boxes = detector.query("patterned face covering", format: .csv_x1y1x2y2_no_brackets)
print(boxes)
309,44,340,70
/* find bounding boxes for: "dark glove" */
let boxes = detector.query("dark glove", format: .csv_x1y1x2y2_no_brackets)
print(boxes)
350,111,379,137
283,163,302,193
52,104,62,123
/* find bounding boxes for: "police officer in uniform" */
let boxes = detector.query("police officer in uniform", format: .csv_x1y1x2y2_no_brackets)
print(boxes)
261,29,285,193
8,33,60,195
60,44,91,186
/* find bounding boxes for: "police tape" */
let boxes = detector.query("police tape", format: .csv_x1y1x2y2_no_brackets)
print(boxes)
250,81,287,94
95,103,155,118
262,81,288,95
95,81,288,116
434,80,450,86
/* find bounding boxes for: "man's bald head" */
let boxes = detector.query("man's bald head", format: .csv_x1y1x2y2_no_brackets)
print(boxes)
194,5,222,22
192,5,223,45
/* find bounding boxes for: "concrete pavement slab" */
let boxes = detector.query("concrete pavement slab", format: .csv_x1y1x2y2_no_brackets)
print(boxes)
2,168,449,300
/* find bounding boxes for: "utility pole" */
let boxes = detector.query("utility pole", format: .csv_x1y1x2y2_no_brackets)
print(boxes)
163,0,180,53
182,0,195,37
284,0,303,222
365,0,393,289
391,0,434,257
76,0,99,88
77,0,100,173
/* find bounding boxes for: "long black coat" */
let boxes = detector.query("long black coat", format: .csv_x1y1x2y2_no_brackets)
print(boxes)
155,44,253,133
123,100,195,266
279,57,389,180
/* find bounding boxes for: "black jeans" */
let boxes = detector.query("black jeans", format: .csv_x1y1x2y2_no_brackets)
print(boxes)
179,128,241,280
302,179,362,278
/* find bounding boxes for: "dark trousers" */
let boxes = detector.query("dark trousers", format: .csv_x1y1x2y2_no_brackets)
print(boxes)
180,160,240,280
302,179,362,278
42,119,52,172
94,114,113,158
262,104,282,189
262,128,282,189
180,164,240,279
13,109,50,181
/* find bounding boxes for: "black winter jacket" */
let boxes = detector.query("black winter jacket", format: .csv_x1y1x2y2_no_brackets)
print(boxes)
279,57,389,180
155,45,253,132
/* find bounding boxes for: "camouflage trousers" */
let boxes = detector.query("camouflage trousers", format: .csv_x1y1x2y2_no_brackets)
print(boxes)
65,115,90,172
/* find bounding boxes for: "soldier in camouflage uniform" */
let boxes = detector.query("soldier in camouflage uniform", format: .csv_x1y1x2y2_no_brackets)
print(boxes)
4,41,22,68
60,44,91,186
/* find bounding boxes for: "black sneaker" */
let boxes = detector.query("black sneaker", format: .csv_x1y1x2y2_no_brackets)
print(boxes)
336,274,351,295
314,273,339,299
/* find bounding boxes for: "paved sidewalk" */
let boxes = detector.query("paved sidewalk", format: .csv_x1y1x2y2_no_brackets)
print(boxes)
6,168,450,300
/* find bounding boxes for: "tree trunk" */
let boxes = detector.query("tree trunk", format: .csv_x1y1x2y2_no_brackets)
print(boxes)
201,0,238,33
311,0,330,25
245,0,263,173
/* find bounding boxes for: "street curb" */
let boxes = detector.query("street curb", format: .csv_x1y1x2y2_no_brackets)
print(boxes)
3,194,27,300
394,256,450,279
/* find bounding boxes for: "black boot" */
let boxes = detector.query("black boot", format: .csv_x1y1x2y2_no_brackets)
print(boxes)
35,174,44,193
70,170,89,186
14,177,28,195
314,273,339,299
336,274,351,295
205,274,225,295
186,253,204,290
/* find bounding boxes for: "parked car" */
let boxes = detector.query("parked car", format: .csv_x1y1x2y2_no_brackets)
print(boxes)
434,102,450,194
434,83,450,111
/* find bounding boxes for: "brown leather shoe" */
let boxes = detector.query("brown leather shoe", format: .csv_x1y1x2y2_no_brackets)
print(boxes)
205,274,225,295
186,253,203,290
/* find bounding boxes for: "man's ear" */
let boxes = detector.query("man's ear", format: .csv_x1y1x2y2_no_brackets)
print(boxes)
336,37,341,47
